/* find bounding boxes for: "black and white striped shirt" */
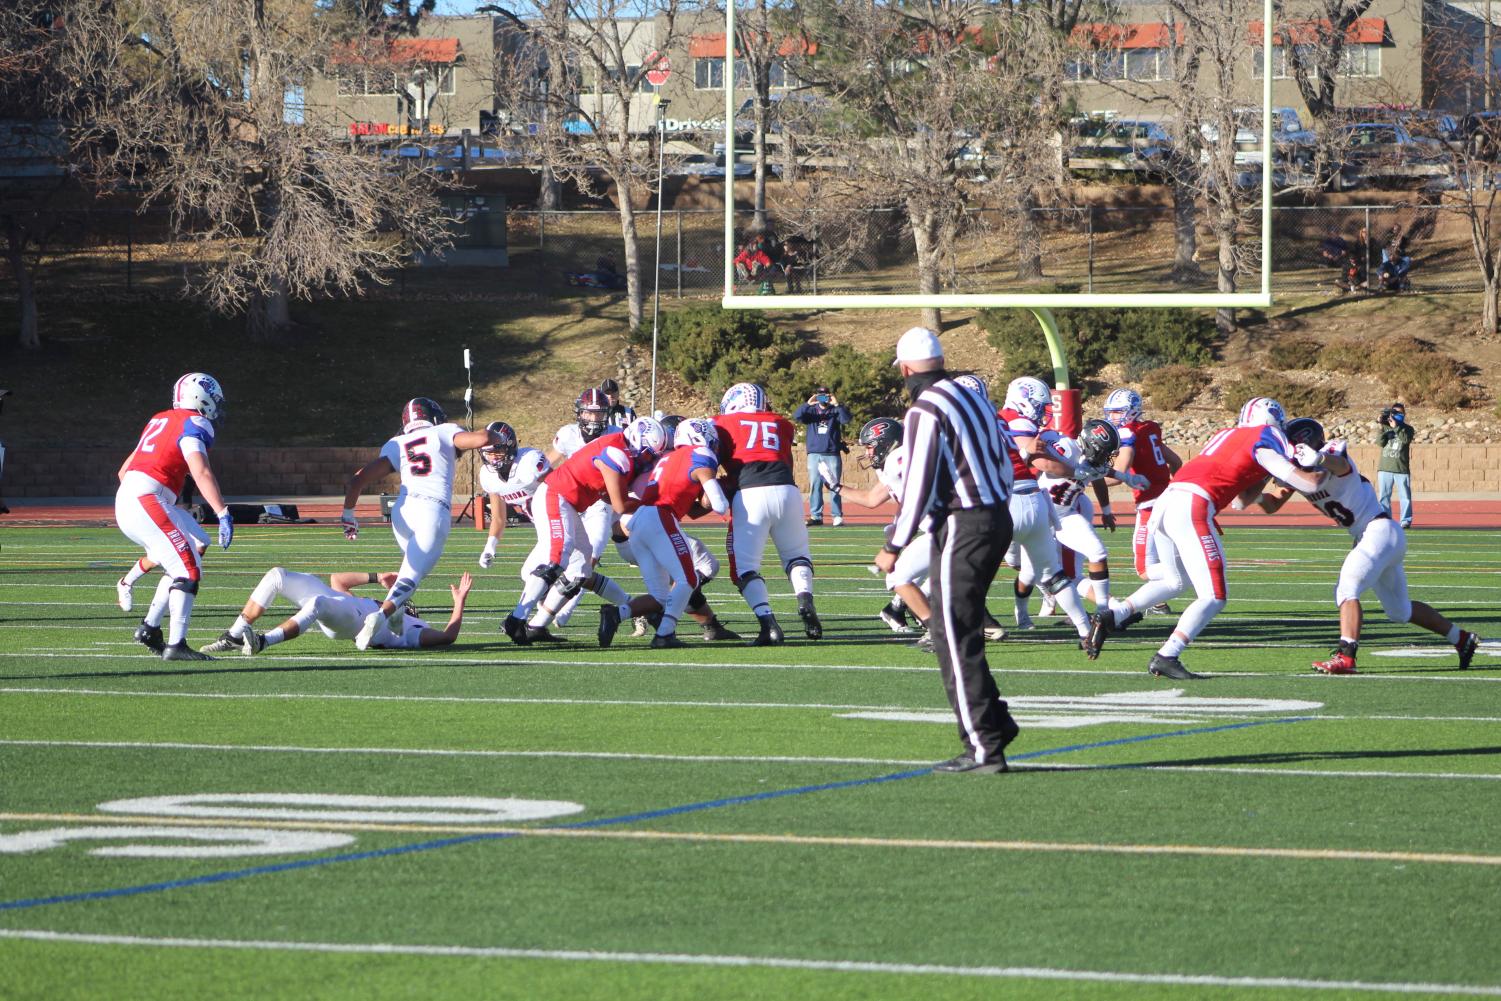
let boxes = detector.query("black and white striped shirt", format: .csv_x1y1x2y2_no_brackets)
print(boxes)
889,374,1013,549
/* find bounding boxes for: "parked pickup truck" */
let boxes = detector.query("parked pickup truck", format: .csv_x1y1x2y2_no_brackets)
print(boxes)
1331,122,1448,188
1200,107,1316,168
1067,119,1172,177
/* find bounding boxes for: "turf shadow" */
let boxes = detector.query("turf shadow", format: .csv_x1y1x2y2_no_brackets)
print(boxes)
0,661,417,682
1135,745,1501,769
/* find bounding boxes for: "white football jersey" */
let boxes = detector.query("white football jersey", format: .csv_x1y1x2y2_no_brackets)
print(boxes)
1301,443,1387,540
1035,432,1093,511
380,422,463,503
876,444,908,497
374,613,430,650
478,447,549,518
553,422,622,459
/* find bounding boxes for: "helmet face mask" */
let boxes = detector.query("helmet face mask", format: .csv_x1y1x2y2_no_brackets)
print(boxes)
481,421,519,478
1079,418,1122,468
856,417,903,470
623,416,667,459
174,373,226,422
576,388,610,442
1004,376,1051,425
1103,387,1143,428
401,397,446,434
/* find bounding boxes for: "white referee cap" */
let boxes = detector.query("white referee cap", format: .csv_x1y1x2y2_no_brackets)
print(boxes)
892,326,943,366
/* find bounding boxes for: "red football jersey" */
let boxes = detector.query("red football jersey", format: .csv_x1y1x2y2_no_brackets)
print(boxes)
123,408,217,497
713,411,796,489
1174,424,1293,511
997,406,1040,482
1118,419,1173,504
545,431,635,509
640,446,720,520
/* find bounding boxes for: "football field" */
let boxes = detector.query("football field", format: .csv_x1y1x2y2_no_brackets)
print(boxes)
2,523,1499,1001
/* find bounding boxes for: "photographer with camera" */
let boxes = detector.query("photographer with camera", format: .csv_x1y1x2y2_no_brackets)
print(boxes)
794,386,852,527
1378,403,1416,528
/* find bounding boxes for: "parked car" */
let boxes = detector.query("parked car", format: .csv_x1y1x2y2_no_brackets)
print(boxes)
1331,122,1448,188
1454,110,1501,160
1067,118,1172,177
1200,107,1316,169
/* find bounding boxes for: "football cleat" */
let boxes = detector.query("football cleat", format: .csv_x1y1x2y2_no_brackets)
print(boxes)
797,593,823,640
1313,650,1357,675
1013,610,1035,631
354,610,385,651
1457,630,1479,670
749,613,785,646
1148,603,1173,616
162,643,213,662
241,631,266,656
879,603,915,635
701,617,740,642
632,616,650,638
1148,654,1206,681
649,632,687,649
933,753,1008,774
916,632,935,652
502,614,533,647
116,577,134,612
982,614,1008,642
597,605,623,648
133,622,166,655
1038,594,1058,617
1085,611,1113,661
199,630,241,654
526,625,566,644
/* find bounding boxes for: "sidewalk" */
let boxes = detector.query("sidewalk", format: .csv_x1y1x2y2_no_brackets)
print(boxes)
3,494,1498,529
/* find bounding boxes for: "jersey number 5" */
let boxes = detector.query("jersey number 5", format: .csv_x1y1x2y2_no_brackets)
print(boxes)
404,437,432,476
738,420,780,452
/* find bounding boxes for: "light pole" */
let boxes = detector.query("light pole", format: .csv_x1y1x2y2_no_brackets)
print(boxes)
650,98,671,414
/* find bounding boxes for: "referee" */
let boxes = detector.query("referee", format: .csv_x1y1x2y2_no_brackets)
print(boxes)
874,327,1018,773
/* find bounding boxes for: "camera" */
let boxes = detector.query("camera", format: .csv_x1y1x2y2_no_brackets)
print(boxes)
1380,407,1393,424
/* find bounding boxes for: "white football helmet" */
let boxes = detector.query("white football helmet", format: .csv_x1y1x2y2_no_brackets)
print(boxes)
675,417,718,451
953,374,989,399
173,373,225,421
720,382,768,415
1004,376,1050,424
1237,396,1287,429
1103,387,1143,427
623,416,667,457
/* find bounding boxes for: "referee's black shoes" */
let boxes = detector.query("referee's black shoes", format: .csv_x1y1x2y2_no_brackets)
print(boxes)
933,714,1019,774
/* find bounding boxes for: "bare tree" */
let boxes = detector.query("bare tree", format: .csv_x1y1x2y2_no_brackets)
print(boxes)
1275,0,1375,189
14,0,451,341
786,1,1065,330
729,0,798,232
494,0,683,333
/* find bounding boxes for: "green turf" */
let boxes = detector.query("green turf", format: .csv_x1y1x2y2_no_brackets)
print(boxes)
1,524,1499,1000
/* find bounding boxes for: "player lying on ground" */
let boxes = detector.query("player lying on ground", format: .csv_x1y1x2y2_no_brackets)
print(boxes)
831,416,934,646
115,373,234,661
1088,397,1323,680
201,567,473,655
1255,418,1481,674
341,398,505,650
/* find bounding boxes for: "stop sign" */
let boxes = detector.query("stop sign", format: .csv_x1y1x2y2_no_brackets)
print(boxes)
645,51,671,87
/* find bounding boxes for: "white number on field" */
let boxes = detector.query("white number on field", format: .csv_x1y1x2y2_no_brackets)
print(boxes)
0,826,353,858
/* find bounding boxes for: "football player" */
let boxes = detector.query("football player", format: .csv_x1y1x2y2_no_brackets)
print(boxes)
997,376,1097,652
1033,419,1151,657
714,383,820,645
832,416,934,641
114,373,233,661
202,566,473,654
1256,418,1480,674
543,387,622,630
506,416,664,648
340,398,505,650
1102,387,1183,589
1087,397,1322,679
625,418,733,647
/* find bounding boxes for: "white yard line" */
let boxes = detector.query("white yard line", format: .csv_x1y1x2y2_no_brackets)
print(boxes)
4,739,1500,782
0,929,1496,995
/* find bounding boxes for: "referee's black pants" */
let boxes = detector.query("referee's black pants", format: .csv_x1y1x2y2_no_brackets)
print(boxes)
929,505,1016,764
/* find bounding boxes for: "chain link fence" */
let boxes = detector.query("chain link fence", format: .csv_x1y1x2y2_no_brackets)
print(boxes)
2,203,1492,301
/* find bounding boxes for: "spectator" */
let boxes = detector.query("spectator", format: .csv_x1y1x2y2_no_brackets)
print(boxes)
1378,403,1415,528
1379,233,1412,292
733,241,773,288
781,236,813,293
597,378,636,428
794,386,852,527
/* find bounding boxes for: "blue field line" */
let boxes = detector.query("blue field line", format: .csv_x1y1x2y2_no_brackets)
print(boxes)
0,715,1315,913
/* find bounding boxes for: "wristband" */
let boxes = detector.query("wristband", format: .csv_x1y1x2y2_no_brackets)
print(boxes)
881,542,901,555
214,507,230,520
367,572,379,585
1101,505,1114,516
342,507,356,521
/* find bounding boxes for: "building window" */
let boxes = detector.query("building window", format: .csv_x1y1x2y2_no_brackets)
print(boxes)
337,67,360,96
1253,43,1380,79
284,85,305,124
364,71,397,96
1341,42,1380,77
437,66,456,95
1066,48,1172,82
695,56,724,89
